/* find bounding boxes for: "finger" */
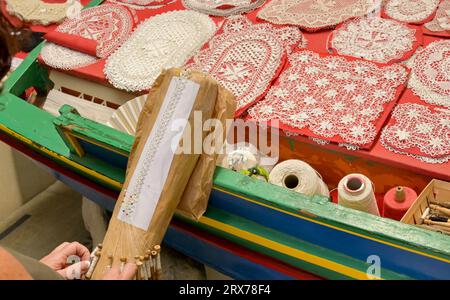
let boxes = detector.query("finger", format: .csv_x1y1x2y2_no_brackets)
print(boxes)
62,242,91,261
102,266,121,280
63,261,91,280
52,242,70,253
119,263,137,280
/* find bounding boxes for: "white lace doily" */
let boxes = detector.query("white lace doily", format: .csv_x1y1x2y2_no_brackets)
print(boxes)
6,0,81,25
257,0,377,31
248,50,408,147
104,10,216,92
381,103,450,163
331,17,419,63
41,4,134,70
384,0,439,23
187,15,305,115
182,0,265,16
108,0,176,10
424,0,450,32
408,40,450,108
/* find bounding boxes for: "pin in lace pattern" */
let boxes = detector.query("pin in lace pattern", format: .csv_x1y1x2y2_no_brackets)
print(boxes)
41,4,134,70
407,40,450,108
104,10,216,92
330,17,421,64
383,0,439,24
248,50,408,148
381,103,450,164
257,0,377,31
182,0,265,16
187,15,305,116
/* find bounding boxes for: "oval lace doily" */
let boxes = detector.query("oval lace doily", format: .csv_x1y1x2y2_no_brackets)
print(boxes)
248,50,409,147
424,0,450,33
182,0,265,16
381,103,450,163
187,15,305,116
257,0,377,31
108,0,176,10
41,4,134,70
104,10,216,92
330,17,420,64
408,40,450,108
384,0,439,24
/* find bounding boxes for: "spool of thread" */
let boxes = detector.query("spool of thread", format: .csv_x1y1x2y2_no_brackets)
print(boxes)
338,174,380,216
383,186,417,221
269,160,329,197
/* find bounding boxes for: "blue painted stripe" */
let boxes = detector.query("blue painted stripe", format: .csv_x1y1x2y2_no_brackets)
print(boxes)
164,226,295,280
209,189,450,280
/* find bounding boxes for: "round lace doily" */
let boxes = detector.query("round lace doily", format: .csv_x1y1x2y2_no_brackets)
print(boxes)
384,0,439,24
330,17,420,64
408,40,450,108
108,0,176,10
104,10,216,92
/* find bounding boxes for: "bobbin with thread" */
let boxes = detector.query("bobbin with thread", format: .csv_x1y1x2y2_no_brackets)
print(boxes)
383,186,417,221
338,174,380,216
269,160,329,197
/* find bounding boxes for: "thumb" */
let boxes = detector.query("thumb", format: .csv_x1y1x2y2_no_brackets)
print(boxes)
63,261,91,280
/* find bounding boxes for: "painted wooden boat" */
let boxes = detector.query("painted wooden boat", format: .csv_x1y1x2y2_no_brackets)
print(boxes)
1,1,450,280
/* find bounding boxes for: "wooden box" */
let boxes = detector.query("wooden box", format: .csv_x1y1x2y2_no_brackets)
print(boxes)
401,179,450,225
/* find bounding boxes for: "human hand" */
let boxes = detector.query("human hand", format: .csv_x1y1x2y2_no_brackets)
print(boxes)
102,263,137,280
40,242,91,279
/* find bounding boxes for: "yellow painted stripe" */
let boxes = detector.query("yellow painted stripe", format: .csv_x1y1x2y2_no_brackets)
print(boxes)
200,216,379,280
0,125,122,189
213,186,450,264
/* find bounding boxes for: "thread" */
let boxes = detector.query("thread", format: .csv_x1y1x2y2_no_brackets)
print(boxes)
269,160,329,197
338,174,380,216
383,186,417,220
222,147,259,172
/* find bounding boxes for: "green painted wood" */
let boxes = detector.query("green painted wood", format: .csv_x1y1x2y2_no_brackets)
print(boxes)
177,207,411,280
212,167,450,260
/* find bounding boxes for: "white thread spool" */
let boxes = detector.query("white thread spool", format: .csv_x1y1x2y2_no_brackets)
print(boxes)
268,160,329,197
337,174,380,216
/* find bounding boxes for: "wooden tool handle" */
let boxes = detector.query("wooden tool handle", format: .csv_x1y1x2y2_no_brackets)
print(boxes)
430,204,450,217
424,219,450,228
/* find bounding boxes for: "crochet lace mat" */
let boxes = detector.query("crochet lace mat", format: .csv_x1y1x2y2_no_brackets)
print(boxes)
331,17,418,63
424,0,450,32
182,0,265,16
257,0,377,31
384,0,439,23
381,103,450,163
6,0,74,25
248,50,408,147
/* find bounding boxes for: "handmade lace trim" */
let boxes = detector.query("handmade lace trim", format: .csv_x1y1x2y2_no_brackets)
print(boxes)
5,0,81,25
331,17,418,63
381,103,450,163
105,10,216,92
425,0,450,32
248,50,408,147
408,40,450,108
384,0,439,23
108,0,176,10
187,15,305,115
41,4,133,70
182,0,265,16
257,0,377,31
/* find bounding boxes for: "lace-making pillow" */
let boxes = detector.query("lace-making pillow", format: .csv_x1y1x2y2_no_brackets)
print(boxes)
330,17,422,64
181,0,265,16
381,103,450,164
257,0,376,31
187,15,305,116
104,10,216,92
383,0,439,24
248,50,409,149
407,40,450,108
41,4,134,70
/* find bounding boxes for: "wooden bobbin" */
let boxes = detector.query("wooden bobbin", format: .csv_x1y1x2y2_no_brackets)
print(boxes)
119,257,127,273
